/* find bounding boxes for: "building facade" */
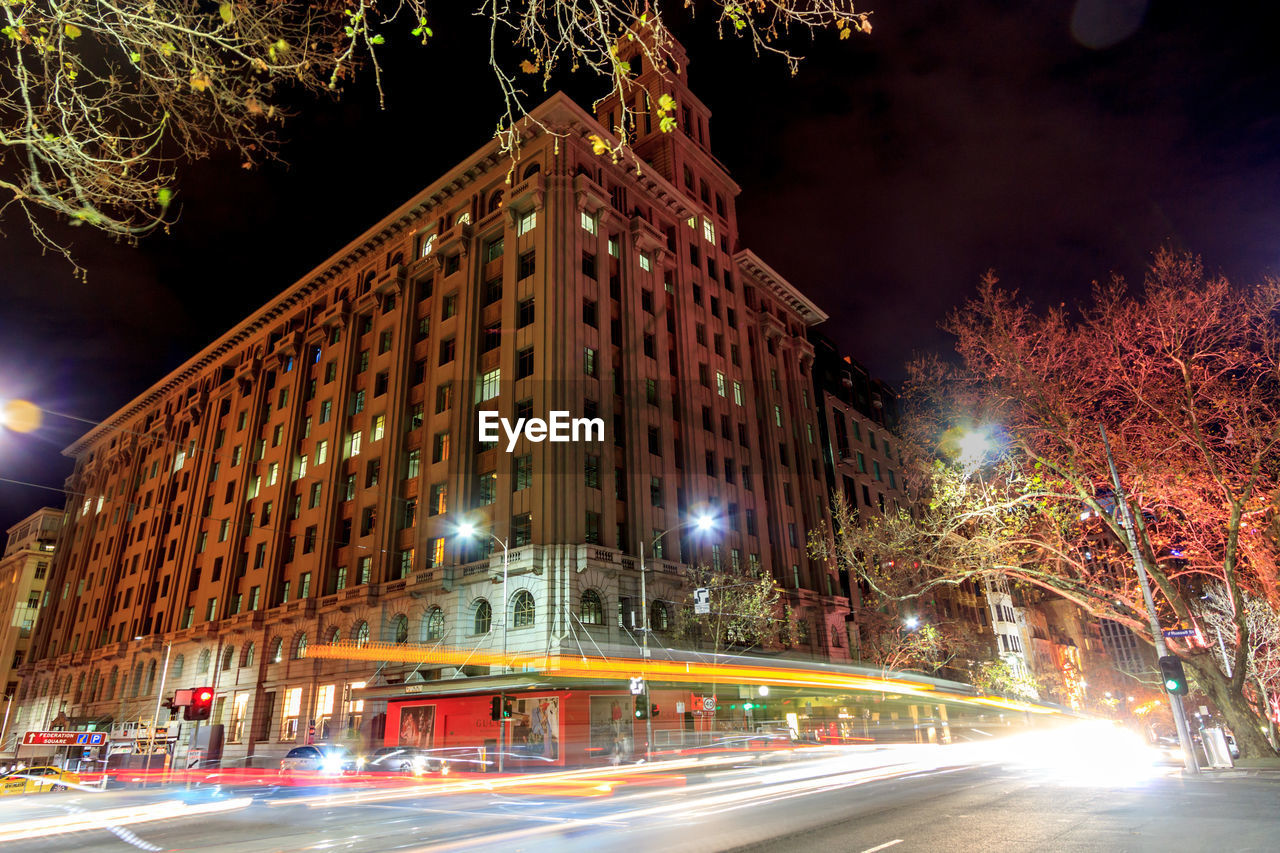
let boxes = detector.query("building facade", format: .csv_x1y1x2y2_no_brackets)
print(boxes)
0,507,61,754
14,38,857,763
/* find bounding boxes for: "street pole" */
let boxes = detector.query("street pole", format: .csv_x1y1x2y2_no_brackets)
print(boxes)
143,642,172,784
1,695,11,757
499,535,509,774
1101,425,1199,774
639,543,652,762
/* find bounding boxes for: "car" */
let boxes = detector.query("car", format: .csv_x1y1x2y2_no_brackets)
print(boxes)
362,746,442,775
278,745,356,776
0,766,82,795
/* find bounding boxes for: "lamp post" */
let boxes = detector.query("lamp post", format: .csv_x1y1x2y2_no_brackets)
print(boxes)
138,638,173,783
639,512,716,761
1100,425,1199,775
456,522,510,772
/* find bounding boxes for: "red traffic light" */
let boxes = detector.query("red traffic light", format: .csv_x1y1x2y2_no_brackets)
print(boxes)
185,686,215,721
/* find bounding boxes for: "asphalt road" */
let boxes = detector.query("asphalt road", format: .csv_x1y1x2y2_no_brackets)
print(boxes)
3,746,1278,852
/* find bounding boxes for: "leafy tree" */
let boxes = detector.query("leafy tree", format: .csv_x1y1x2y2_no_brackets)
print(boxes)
825,250,1280,758
672,563,794,658
0,1,870,271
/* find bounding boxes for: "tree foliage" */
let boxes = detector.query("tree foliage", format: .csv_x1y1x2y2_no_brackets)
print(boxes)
828,250,1280,758
672,563,793,656
0,0,870,272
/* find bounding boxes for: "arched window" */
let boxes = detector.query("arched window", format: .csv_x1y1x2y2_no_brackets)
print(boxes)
393,614,409,645
145,659,157,694
130,663,143,697
89,671,100,702
513,590,535,629
424,608,444,641
355,621,370,648
328,626,341,644
242,642,255,668
474,600,492,635
270,638,284,663
650,601,670,632
487,190,504,215
197,649,211,675
172,654,185,680
75,672,85,702
295,633,309,659
580,590,603,625
107,668,118,701
221,647,235,672
522,162,541,180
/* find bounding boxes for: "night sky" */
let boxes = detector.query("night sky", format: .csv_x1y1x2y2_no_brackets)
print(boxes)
2,0,1278,531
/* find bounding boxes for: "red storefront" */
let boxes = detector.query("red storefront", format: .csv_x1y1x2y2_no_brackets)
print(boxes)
384,685,709,768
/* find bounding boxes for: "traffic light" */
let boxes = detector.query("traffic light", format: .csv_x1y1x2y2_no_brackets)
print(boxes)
491,696,502,721
650,704,660,718
503,699,513,719
1159,655,1189,695
185,686,214,721
634,697,648,719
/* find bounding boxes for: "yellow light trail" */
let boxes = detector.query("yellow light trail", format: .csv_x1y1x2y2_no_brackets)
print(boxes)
307,641,1058,715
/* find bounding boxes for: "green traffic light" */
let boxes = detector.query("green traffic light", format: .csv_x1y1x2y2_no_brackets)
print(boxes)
743,702,753,710
1165,679,1179,691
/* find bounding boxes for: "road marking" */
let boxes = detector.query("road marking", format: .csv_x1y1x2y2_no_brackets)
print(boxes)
861,841,904,853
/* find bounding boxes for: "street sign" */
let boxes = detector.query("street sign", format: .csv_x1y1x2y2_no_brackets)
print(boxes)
694,587,711,615
702,696,716,713
1163,628,1196,638
629,677,645,695
22,731,105,746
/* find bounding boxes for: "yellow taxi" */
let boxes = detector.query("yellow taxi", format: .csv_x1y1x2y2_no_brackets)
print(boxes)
0,766,82,795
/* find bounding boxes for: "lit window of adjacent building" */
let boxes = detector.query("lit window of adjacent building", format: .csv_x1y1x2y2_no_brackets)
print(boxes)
581,210,597,235
518,209,537,235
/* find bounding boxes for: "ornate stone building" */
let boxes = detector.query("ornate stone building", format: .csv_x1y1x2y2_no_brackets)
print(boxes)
15,37,854,763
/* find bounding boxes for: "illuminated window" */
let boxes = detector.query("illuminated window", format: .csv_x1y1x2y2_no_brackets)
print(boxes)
513,590,535,628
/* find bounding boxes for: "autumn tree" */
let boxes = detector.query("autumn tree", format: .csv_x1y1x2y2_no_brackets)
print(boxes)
827,250,1280,759
0,0,870,271
1198,585,1280,749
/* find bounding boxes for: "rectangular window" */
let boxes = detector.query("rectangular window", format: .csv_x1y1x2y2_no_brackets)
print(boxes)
484,236,504,263
584,511,600,544
477,471,498,505
514,454,532,490
429,482,447,516
583,347,597,377
406,448,421,478
315,439,328,465
518,208,537,235
372,414,385,441
518,298,535,328
477,368,501,402
432,432,450,463
517,347,534,379
581,210,597,234
518,250,536,280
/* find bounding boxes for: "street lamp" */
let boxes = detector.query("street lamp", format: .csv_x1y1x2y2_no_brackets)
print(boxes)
638,512,717,761
138,637,173,782
455,521,511,772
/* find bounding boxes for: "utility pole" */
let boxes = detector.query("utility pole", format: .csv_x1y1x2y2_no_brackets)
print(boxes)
1101,425,1199,774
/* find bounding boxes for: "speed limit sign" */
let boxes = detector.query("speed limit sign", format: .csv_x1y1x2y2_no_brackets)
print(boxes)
702,696,716,712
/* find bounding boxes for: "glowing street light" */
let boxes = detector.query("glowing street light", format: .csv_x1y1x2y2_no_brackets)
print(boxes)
956,426,996,469
903,615,921,630
454,519,512,771
0,399,42,433
637,511,719,760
